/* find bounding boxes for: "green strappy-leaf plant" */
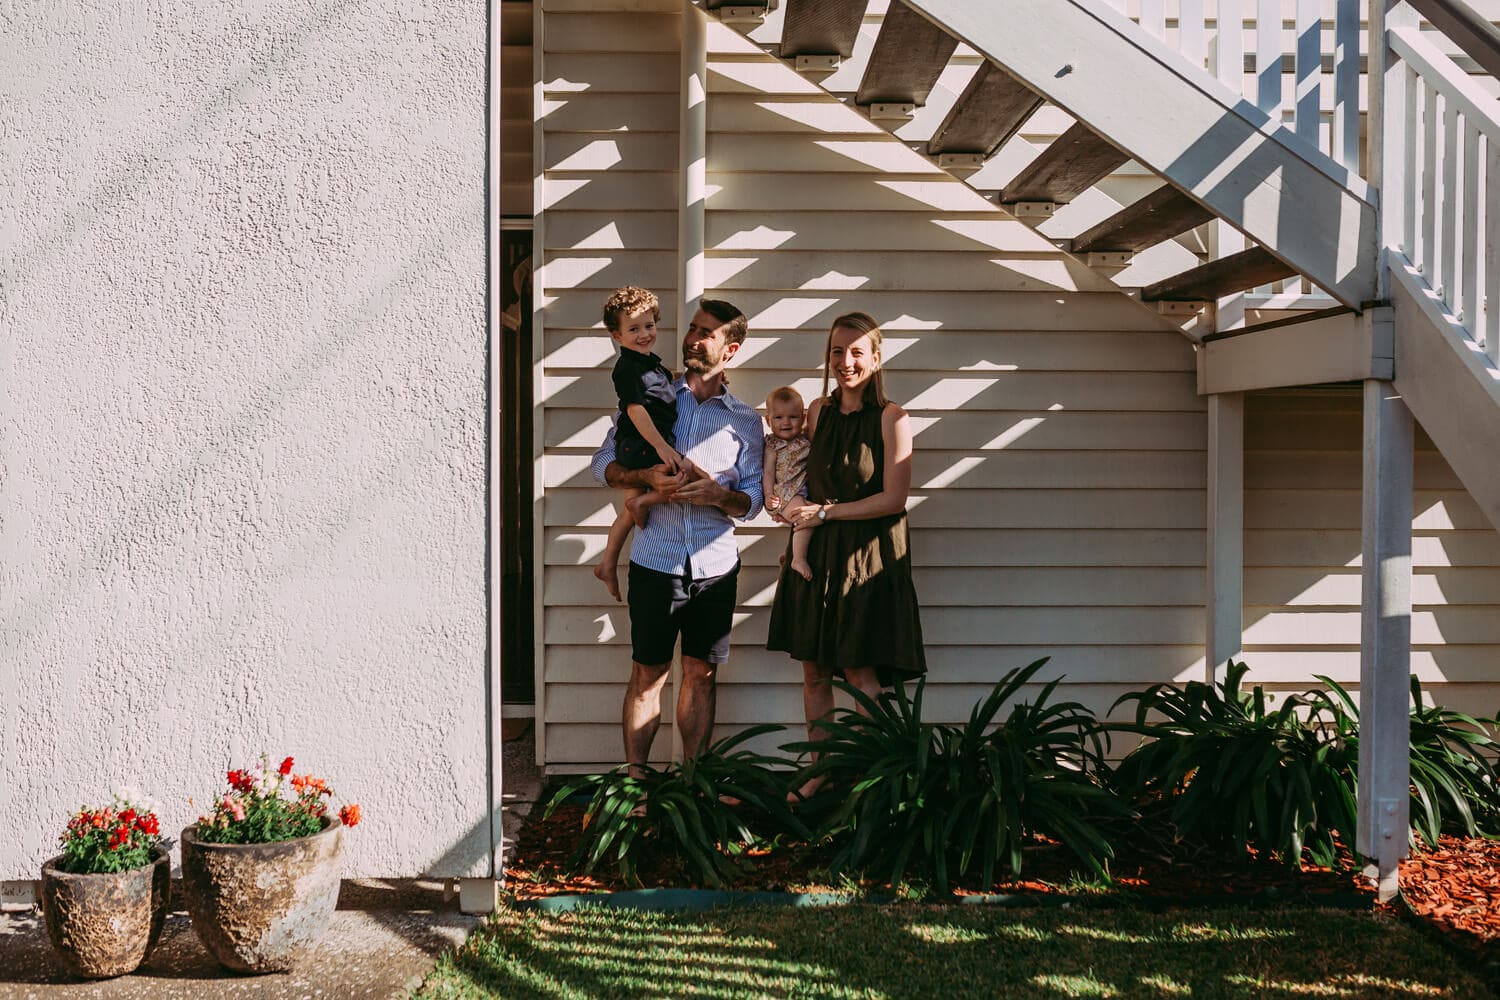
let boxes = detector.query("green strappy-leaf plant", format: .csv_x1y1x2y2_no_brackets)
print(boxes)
783,659,1125,893
1107,660,1358,869
1313,674,1500,848
542,725,808,888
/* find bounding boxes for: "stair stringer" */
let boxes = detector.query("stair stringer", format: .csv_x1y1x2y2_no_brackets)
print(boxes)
1389,259,1500,534
893,0,1380,309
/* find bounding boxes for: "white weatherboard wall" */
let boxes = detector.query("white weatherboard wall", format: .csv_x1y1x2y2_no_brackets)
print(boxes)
1,3,490,877
539,2,1209,770
1242,390,1500,711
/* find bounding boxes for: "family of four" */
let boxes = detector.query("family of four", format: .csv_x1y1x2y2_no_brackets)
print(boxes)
589,287,926,801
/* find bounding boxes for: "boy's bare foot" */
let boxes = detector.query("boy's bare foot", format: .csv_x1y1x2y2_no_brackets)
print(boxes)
625,493,651,530
593,561,621,602
790,556,813,582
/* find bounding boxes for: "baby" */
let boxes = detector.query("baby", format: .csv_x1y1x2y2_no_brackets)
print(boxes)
594,286,682,600
762,386,814,581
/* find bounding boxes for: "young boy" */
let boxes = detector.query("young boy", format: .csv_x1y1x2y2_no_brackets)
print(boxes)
594,287,682,601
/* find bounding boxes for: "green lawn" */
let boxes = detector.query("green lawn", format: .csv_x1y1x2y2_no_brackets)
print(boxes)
413,901,1492,999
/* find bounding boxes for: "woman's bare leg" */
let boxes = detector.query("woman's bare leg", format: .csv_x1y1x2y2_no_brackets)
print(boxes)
792,660,835,801
842,666,883,714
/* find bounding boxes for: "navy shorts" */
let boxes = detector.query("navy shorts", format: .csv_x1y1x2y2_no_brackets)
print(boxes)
627,561,739,666
616,432,666,471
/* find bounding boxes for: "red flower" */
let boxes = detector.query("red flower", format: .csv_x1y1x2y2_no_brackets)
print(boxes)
227,769,255,793
135,814,159,836
279,756,294,776
339,804,361,828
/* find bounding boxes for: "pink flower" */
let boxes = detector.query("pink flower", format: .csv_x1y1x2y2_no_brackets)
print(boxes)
226,797,247,822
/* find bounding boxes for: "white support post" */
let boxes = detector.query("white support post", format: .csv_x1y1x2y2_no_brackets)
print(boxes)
673,2,708,763
1357,380,1413,903
459,878,502,915
1205,393,1244,682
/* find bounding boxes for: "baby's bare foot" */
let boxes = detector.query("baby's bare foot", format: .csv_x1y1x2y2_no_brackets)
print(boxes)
593,561,621,602
790,557,813,582
625,494,651,530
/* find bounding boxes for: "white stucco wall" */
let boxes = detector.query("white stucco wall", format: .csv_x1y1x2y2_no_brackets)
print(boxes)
1,1,490,877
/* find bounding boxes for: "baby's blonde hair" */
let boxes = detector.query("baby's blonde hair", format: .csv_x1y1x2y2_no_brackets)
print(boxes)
602,286,660,332
766,386,805,411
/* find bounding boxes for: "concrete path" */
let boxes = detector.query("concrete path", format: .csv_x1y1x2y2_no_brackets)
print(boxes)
0,722,545,999
0,881,478,999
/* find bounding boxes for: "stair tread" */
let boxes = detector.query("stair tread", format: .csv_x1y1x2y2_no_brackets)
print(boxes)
927,62,1042,157
1140,246,1299,302
1001,122,1130,205
779,0,866,59
855,1,959,107
1071,185,1216,255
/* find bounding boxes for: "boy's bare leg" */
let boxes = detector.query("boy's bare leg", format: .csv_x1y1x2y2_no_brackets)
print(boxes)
790,525,814,581
595,487,645,601
624,488,665,530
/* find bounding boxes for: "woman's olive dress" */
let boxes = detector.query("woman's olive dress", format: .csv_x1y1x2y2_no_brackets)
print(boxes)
766,401,927,685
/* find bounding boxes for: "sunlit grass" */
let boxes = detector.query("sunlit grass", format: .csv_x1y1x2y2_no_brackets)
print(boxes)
413,903,1493,999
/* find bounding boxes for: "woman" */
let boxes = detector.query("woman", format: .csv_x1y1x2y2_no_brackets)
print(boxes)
766,311,926,800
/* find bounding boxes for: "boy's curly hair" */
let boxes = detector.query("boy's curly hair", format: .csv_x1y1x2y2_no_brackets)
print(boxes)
602,286,661,332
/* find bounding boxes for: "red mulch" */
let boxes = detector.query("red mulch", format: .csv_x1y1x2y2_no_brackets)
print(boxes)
1399,837,1500,971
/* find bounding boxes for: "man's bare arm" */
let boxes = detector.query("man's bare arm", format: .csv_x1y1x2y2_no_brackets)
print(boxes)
603,461,687,494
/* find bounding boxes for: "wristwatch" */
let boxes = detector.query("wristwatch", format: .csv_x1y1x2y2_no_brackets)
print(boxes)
816,504,830,522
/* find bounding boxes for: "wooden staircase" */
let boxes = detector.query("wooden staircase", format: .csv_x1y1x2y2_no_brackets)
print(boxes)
697,0,1386,320
698,0,1500,521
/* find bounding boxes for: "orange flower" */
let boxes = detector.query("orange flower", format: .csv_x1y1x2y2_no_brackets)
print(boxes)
339,804,361,828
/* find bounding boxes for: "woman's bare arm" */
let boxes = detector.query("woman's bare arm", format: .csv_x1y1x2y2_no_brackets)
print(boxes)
789,404,911,525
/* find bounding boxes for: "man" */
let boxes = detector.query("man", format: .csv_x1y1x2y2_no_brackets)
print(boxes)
590,299,764,772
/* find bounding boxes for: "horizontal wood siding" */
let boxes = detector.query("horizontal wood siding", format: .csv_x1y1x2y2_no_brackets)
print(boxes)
538,7,1207,770
538,0,682,765
1243,389,1500,713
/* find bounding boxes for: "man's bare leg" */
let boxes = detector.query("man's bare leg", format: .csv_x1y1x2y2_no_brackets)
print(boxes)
623,659,670,779
677,655,718,760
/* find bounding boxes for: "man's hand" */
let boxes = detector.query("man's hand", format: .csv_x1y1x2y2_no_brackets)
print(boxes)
605,461,688,495
675,459,750,517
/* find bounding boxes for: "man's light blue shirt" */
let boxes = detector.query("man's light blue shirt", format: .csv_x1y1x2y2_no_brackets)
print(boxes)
592,378,764,579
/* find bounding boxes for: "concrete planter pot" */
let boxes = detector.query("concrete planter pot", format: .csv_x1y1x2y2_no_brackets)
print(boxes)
180,817,343,973
40,847,171,979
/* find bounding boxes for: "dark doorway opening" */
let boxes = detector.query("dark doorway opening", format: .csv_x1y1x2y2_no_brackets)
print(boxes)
499,226,534,706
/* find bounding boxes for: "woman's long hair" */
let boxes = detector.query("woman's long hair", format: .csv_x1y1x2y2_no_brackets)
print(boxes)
820,311,888,410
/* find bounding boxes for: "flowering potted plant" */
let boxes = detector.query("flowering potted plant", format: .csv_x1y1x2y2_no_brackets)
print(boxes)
180,755,360,973
40,793,169,978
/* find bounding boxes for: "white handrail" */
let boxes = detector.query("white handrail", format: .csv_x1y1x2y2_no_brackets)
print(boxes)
1385,24,1500,361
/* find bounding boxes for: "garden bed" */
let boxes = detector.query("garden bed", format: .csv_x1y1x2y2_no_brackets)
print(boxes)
506,802,1374,904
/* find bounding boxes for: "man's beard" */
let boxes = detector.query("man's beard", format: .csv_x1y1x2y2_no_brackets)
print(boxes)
682,349,716,375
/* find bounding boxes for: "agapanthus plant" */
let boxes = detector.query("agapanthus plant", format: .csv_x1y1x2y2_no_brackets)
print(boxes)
56,793,163,874
195,755,361,845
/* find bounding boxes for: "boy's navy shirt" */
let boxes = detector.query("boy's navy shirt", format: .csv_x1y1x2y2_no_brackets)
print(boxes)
611,348,676,465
